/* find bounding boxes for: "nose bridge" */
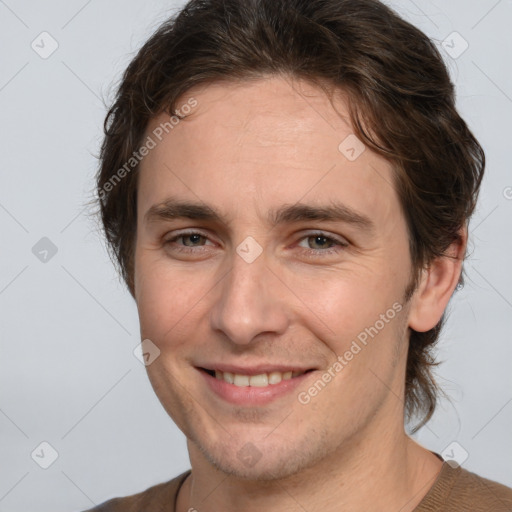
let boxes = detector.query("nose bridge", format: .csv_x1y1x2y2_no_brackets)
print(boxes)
209,245,288,345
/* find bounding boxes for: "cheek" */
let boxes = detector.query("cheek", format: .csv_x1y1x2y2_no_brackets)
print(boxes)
296,265,402,338
134,253,207,344
298,266,409,389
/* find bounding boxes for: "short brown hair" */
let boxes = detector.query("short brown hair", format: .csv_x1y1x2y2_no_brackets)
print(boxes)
91,0,484,430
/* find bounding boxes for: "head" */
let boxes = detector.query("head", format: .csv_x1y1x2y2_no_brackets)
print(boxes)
92,0,484,478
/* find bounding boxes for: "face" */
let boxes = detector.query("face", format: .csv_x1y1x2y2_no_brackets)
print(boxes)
134,76,415,480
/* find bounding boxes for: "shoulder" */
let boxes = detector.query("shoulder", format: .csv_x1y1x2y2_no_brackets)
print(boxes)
417,463,512,511
451,466,512,508
81,470,191,512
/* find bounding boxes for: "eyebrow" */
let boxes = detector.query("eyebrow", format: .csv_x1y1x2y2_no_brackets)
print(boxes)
144,198,375,233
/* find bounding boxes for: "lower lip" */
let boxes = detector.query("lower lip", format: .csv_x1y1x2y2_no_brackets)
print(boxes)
197,368,314,406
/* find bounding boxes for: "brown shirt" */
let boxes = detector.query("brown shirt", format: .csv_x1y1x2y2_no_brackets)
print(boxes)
85,462,512,511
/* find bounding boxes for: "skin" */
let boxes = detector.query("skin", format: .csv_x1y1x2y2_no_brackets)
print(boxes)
133,75,465,512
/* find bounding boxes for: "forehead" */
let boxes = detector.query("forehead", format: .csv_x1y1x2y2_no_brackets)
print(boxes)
138,76,400,229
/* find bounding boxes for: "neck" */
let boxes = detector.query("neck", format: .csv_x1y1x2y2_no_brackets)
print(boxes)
176,420,443,512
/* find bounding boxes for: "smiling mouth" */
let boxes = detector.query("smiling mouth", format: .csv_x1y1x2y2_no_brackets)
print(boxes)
199,368,315,387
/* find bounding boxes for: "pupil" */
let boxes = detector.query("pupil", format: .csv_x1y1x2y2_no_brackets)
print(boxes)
313,236,328,248
186,234,202,246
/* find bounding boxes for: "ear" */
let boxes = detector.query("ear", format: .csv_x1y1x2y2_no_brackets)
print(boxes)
408,227,467,332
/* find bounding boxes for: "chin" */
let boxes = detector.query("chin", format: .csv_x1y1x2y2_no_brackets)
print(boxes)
192,433,332,482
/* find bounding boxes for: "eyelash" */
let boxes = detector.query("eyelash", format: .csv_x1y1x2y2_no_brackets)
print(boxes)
163,230,349,257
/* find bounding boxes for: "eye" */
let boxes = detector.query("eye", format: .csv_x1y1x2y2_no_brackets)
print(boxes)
296,232,348,256
163,231,214,253
163,230,349,257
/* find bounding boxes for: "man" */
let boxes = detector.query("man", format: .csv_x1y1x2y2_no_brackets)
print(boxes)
87,0,512,510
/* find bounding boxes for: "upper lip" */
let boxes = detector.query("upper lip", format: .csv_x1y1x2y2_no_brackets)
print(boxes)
197,364,315,376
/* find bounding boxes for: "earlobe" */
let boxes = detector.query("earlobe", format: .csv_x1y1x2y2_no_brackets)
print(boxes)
408,229,467,333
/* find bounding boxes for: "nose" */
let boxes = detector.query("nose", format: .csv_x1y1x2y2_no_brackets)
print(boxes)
209,246,289,345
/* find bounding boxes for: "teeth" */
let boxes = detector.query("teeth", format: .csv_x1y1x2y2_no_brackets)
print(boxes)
268,371,283,384
233,374,250,387
213,369,306,386
249,374,268,387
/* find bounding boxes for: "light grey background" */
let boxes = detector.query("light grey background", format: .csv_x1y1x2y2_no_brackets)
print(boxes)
0,1,511,511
